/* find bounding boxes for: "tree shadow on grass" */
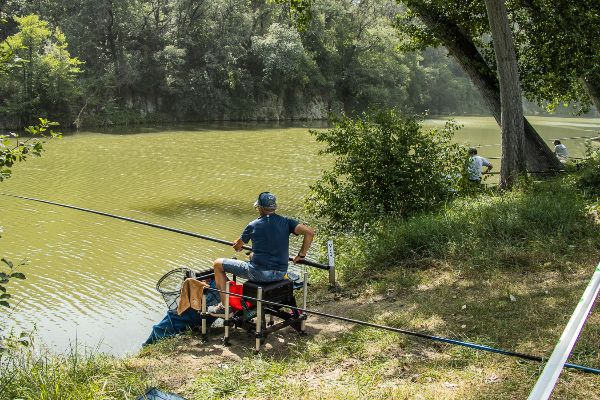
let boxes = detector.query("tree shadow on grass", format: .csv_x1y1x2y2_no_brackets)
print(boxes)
369,266,600,396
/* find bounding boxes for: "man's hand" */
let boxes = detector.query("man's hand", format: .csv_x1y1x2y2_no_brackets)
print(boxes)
232,238,244,252
293,254,305,264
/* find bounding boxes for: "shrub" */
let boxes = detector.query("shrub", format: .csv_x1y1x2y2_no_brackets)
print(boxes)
306,109,463,233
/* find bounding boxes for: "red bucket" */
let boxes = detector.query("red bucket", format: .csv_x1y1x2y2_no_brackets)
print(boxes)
228,281,252,310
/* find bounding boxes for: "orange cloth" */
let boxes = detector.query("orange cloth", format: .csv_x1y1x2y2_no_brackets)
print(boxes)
177,278,209,315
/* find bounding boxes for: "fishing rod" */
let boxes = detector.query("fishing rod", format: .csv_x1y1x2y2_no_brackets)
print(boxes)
477,134,600,148
200,284,600,375
485,170,573,175
486,156,585,161
0,193,329,271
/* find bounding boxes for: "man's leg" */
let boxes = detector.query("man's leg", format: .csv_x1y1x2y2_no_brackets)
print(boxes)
212,258,228,305
212,258,252,305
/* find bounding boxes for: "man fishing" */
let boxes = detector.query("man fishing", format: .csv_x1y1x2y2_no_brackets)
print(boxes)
209,192,315,316
467,147,493,184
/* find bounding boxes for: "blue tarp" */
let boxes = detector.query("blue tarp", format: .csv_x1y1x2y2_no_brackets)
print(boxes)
143,279,220,346
136,387,186,400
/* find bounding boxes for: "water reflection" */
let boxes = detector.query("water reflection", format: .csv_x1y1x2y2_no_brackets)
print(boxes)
139,198,255,218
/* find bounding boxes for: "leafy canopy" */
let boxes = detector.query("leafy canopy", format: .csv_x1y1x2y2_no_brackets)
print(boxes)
577,144,600,198
396,0,600,113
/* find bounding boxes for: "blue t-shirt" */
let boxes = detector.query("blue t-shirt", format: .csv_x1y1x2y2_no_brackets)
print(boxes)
240,214,299,272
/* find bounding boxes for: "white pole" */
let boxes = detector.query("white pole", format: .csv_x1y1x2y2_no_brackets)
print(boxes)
301,268,308,332
327,240,335,287
255,287,263,352
224,281,230,345
528,262,600,400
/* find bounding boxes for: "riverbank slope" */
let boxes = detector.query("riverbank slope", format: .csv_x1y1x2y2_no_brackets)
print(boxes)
2,178,600,399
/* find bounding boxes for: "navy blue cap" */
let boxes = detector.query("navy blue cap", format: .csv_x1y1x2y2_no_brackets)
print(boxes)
254,192,277,209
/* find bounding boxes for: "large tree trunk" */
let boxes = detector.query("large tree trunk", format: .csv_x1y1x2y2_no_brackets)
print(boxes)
403,0,562,172
484,0,526,188
582,74,600,114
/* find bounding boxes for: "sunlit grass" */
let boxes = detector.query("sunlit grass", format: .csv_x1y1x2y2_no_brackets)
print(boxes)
0,344,150,400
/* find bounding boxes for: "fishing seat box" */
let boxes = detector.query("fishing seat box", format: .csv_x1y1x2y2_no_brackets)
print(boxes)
242,279,294,308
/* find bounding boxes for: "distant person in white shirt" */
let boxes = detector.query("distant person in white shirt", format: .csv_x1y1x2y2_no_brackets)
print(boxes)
467,147,492,183
553,140,569,161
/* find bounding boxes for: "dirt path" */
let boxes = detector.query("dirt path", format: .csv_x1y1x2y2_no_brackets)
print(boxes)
130,295,363,393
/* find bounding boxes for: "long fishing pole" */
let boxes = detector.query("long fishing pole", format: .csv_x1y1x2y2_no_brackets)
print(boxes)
477,134,600,148
0,193,329,270
202,285,600,374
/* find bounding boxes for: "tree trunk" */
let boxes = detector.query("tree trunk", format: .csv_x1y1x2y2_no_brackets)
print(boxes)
484,0,526,188
403,0,562,172
582,74,600,114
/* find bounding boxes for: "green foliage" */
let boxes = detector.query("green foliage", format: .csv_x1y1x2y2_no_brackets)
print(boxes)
0,257,26,310
0,2,489,127
271,0,314,31
306,109,464,232
252,23,316,90
0,14,82,127
0,344,149,399
510,0,600,113
0,118,61,182
397,0,600,114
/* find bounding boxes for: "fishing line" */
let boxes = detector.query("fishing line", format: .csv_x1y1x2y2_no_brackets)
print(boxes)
200,284,600,375
477,134,599,148
0,193,329,270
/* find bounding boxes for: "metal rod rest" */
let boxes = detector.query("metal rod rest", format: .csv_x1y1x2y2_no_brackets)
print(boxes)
255,287,263,352
201,293,207,340
224,281,230,345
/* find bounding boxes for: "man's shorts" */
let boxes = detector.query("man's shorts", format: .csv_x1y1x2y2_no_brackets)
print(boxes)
221,258,286,283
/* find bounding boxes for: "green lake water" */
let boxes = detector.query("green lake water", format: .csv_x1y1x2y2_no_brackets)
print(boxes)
0,116,598,355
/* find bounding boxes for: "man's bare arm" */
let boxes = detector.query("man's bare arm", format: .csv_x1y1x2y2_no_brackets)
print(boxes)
293,224,316,263
232,237,244,252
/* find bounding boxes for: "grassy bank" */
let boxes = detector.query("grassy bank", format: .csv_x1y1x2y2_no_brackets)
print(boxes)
0,344,148,399
336,178,599,281
2,178,600,399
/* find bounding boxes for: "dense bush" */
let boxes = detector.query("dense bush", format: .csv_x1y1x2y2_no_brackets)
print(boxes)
0,15,81,128
306,109,464,232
